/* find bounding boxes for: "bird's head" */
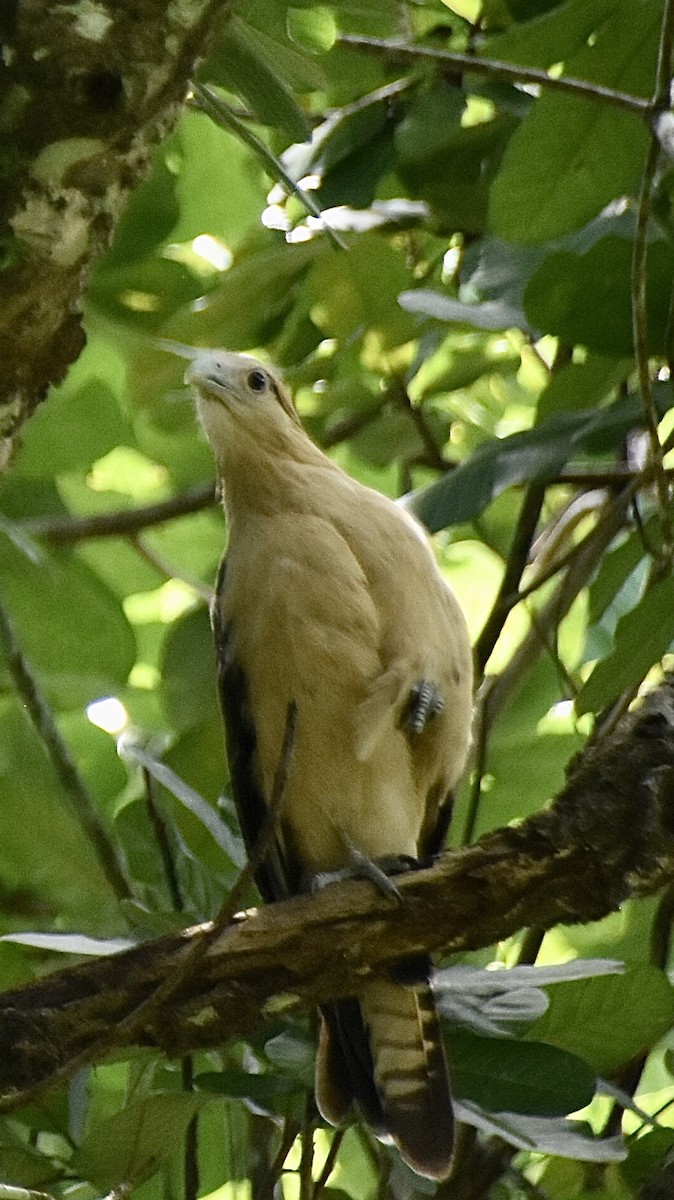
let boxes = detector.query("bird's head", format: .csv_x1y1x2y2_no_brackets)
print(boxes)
184,349,301,459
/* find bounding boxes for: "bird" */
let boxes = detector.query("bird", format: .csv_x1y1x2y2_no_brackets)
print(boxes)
185,348,473,1181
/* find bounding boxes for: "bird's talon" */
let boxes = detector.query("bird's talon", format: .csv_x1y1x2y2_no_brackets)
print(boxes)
404,679,444,735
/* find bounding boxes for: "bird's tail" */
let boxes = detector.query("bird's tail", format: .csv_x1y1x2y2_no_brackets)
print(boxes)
315,969,454,1181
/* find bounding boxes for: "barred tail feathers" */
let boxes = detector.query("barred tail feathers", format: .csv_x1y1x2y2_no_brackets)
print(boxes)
361,977,454,1180
315,980,454,1181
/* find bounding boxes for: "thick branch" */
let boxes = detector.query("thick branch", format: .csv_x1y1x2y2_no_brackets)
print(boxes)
0,1,227,465
2,677,674,1105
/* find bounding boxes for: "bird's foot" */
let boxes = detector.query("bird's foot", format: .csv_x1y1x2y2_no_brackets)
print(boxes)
312,838,418,902
403,679,444,735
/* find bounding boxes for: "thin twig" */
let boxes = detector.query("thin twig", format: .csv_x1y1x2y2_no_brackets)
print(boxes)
474,484,546,678
20,483,217,543
181,1056,200,1200
338,34,655,118
0,702,298,1114
481,479,640,737
313,1130,345,1197
299,1095,315,1200
631,0,674,573
189,81,347,252
143,768,184,912
131,534,215,604
263,1119,302,1196
143,770,199,1200
0,587,132,902
392,378,447,472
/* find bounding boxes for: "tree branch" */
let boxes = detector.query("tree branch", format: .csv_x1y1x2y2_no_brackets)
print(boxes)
338,35,656,118
2,675,674,1106
19,483,217,542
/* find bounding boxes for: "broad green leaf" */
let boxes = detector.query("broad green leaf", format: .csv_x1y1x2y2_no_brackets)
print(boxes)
450,1032,596,1115
489,0,662,241
457,1100,626,1160
160,605,220,731
400,289,530,333
306,235,414,344
118,739,244,867
527,967,674,1075
0,932,133,954
0,700,120,921
207,16,311,142
486,0,619,69
14,374,132,481
0,541,136,709
195,1068,300,1106
287,6,337,53
71,1093,200,1188
587,524,655,626
395,82,465,164
168,237,321,348
0,1141,63,1188
537,354,632,422
169,111,269,246
577,578,674,715
524,213,674,355
399,110,520,233
409,392,658,532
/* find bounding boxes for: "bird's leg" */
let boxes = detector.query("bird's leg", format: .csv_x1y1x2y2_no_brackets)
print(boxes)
311,834,418,902
403,679,444,735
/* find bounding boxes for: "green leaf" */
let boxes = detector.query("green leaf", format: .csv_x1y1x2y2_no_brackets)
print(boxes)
0,542,136,709
169,111,269,246
399,110,520,233
14,373,132,480
400,289,529,333
287,6,337,53
118,740,245,868
395,82,465,164
486,0,620,70
209,16,311,142
168,237,321,348
160,605,220,732
536,354,632,422
306,235,414,343
489,0,662,241
409,392,655,532
450,1032,596,1116
457,1100,626,1160
577,578,674,715
0,700,120,921
527,966,674,1075
0,932,134,954
587,524,654,625
524,213,674,355
71,1093,201,1189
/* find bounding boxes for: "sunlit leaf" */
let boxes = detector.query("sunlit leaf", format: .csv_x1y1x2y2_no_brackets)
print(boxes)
71,1094,201,1188
526,967,674,1075
577,578,674,714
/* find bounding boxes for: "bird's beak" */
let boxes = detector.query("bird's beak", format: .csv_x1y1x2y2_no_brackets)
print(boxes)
184,351,231,400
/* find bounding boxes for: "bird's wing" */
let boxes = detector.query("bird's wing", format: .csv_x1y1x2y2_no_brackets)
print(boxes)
211,555,295,901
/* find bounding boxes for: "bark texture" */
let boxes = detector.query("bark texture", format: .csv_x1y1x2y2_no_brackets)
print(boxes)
1,676,674,1107
0,0,226,468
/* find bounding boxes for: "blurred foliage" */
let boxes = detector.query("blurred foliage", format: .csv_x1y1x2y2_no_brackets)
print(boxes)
2,0,674,1196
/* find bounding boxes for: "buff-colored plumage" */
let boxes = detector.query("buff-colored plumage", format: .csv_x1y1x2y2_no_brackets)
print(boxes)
186,349,473,1180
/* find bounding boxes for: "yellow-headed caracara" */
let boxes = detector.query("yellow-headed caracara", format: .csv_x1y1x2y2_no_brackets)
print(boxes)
186,350,473,1180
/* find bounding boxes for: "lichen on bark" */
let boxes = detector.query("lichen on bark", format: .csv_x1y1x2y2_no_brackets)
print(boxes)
0,0,226,469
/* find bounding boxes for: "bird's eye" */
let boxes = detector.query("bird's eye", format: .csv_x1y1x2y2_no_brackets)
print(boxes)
247,370,267,393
